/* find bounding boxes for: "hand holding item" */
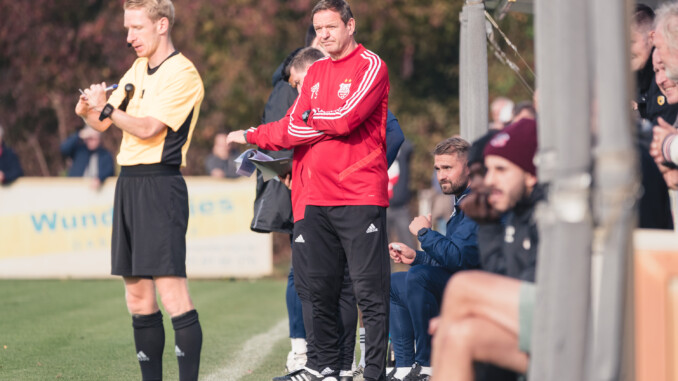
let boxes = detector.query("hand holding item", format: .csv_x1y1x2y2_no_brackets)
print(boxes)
389,242,416,265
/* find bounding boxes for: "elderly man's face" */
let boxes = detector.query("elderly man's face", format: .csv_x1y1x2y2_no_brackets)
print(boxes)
654,27,678,82
653,49,678,104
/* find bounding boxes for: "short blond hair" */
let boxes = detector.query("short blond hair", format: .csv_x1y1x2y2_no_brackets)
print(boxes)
124,0,175,30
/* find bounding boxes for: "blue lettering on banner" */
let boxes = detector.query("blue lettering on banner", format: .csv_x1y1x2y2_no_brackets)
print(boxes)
30,208,115,233
29,197,235,233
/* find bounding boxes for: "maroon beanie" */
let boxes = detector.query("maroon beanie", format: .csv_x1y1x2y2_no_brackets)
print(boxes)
483,118,538,176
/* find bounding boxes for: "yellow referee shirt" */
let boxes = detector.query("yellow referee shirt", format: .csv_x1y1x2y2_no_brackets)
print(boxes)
108,52,204,167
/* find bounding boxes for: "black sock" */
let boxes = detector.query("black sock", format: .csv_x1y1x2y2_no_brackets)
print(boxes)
132,311,165,381
172,309,202,381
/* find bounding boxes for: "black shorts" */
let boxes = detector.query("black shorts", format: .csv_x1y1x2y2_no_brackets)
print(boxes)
111,164,189,277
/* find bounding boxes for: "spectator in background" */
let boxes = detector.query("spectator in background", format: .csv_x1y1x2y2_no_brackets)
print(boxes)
60,125,115,189
511,101,536,123
205,132,240,178
0,124,23,185
489,97,514,130
387,138,416,252
631,4,678,147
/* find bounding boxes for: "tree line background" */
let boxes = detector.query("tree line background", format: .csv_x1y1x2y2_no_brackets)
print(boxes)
0,0,533,190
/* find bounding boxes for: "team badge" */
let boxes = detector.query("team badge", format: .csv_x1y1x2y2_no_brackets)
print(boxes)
311,82,320,100
490,132,510,148
658,95,666,106
337,79,352,99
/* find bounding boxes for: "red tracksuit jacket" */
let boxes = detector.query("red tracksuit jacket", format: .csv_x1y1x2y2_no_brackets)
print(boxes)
247,44,390,222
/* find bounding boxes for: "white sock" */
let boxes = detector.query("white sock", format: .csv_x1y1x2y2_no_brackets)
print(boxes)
394,367,411,379
340,370,353,377
358,327,366,367
291,338,307,354
420,366,432,376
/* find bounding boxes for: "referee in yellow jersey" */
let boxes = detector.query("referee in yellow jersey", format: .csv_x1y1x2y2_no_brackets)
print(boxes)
75,1,203,380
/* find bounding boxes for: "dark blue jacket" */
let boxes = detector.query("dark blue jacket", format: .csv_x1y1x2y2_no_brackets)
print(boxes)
60,134,115,183
412,188,480,271
0,142,23,185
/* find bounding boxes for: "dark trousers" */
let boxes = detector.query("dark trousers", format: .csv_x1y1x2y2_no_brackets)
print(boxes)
390,265,452,367
293,205,390,380
291,259,358,370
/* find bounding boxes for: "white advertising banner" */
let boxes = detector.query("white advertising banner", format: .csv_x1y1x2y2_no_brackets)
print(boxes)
0,177,271,278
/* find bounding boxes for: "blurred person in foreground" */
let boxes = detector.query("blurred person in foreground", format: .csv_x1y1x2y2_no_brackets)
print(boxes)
0,124,23,186
60,125,115,189
430,119,541,381
75,0,204,379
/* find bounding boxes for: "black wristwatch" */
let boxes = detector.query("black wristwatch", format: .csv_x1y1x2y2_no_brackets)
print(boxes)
98,103,114,121
243,130,248,143
417,228,428,237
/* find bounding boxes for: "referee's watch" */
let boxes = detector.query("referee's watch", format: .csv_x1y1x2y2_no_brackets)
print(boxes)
417,227,428,237
98,103,114,121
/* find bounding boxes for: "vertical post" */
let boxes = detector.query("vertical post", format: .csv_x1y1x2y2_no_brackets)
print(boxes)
531,0,593,379
459,6,468,138
589,0,637,380
460,0,488,142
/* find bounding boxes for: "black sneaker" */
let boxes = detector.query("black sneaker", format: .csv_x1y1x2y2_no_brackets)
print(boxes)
402,363,430,381
273,367,324,381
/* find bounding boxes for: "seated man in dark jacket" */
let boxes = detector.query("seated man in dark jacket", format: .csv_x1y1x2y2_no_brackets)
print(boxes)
60,125,115,188
387,137,479,381
430,118,541,381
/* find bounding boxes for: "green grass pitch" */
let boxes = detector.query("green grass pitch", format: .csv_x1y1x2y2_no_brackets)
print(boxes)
0,279,291,380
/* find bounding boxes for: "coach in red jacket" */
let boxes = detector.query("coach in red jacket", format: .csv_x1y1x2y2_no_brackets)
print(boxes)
229,1,390,380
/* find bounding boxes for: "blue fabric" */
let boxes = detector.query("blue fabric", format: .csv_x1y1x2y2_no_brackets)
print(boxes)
286,266,306,338
60,133,115,182
390,188,479,367
385,110,405,168
0,143,23,185
412,189,480,270
390,266,452,366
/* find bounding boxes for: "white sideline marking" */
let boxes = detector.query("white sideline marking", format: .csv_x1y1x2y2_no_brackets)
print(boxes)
203,318,288,381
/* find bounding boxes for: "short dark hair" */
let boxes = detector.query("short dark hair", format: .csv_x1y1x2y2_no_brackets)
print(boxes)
634,3,655,31
512,101,537,120
291,47,326,72
305,24,317,47
433,137,470,159
312,0,354,25
281,47,304,82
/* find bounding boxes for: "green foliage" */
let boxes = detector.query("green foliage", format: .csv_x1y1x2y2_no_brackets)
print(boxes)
0,1,535,188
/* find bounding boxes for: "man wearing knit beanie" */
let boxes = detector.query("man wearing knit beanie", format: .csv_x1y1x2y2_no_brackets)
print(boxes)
430,118,542,381
483,118,538,213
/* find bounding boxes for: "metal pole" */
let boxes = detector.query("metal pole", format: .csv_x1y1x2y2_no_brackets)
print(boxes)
531,0,593,379
461,0,488,142
589,0,637,380
459,6,469,138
